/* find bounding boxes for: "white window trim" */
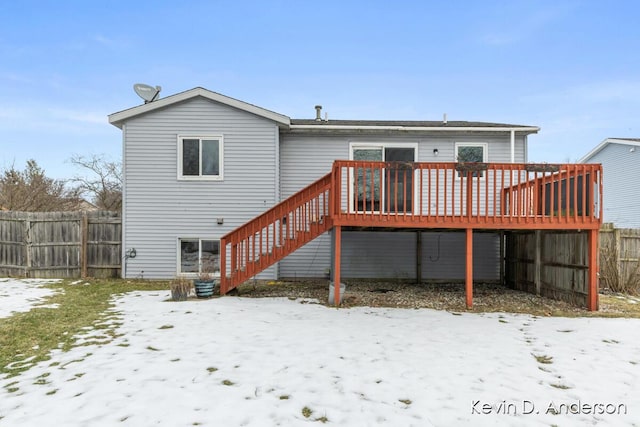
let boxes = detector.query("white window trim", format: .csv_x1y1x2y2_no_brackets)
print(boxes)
177,237,221,277
348,142,419,213
454,142,488,179
454,142,488,162
177,135,224,181
348,142,419,160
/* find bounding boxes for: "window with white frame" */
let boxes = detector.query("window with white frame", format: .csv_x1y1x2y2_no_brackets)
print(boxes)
179,238,220,275
455,142,488,178
178,136,223,180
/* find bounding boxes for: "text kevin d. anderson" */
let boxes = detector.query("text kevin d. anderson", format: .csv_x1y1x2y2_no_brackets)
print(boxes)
471,400,628,416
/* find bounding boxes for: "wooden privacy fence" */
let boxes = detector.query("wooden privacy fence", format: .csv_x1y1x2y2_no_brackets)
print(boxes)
599,224,640,293
505,230,591,307
506,225,640,308
0,211,121,278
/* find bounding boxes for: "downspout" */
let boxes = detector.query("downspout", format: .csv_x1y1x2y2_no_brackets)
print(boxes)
275,124,280,203
121,123,127,278
274,124,280,280
510,130,515,163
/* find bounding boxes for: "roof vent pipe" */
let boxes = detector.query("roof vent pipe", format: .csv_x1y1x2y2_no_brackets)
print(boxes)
315,105,322,121
443,113,447,125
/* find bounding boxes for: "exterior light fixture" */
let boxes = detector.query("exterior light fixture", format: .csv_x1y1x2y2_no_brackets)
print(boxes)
433,148,439,156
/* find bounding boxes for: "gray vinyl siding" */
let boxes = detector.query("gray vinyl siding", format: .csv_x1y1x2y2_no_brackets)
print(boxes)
587,143,640,228
420,231,499,281
278,136,345,278
340,231,498,281
278,131,521,279
342,231,416,279
122,97,279,279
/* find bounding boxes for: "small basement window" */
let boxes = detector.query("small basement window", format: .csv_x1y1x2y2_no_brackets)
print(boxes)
178,136,223,180
179,239,220,275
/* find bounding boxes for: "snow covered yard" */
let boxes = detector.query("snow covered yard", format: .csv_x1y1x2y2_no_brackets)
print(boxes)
0,278,61,319
1,280,639,426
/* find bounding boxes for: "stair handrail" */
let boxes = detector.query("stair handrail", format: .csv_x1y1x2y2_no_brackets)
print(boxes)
220,172,332,293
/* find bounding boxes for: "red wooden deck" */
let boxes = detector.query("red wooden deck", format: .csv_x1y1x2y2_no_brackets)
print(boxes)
329,161,602,230
221,161,603,310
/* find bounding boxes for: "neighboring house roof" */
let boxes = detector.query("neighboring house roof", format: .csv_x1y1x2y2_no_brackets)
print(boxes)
0,199,98,212
108,87,291,128
289,119,539,134
579,138,640,163
70,198,99,211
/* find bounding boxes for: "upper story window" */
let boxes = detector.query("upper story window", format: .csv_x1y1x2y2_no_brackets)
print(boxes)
455,142,488,178
178,136,223,180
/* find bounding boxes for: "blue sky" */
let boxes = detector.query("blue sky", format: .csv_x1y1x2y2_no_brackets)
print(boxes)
1,0,639,180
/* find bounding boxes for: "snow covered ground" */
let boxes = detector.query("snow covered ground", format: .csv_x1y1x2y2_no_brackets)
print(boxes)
0,278,60,319
1,279,640,426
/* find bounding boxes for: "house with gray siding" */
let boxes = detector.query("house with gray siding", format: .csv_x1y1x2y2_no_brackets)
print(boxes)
579,138,640,228
109,86,605,311
108,87,538,284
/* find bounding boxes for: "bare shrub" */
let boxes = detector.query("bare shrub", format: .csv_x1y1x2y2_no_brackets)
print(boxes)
600,237,640,295
0,160,79,211
68,154,122,211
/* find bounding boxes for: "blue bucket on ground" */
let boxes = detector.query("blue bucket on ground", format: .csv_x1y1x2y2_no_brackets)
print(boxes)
194,280,216,298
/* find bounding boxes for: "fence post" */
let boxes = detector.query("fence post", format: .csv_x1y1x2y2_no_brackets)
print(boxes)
534,230,542,295
24,217,32,278
588,228,599,311
614,227,621,280
81,212,88,278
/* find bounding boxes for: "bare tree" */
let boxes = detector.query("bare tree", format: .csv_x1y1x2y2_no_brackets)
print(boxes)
0,160,79,211
68,154,122,211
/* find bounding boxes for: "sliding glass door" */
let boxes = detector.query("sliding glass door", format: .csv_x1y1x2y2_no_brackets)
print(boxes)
352,145,416,213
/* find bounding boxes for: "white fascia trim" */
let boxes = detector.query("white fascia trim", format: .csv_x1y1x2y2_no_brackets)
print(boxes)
289,125,540,133
579,138,640,163
109,87,291,127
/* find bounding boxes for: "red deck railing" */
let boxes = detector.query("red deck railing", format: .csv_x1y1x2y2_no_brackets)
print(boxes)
330,161,602,229
220,161,602,293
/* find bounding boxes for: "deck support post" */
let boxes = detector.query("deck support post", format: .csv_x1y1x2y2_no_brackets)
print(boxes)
465,228,473,309
534,230,542,295
220,238,227,294
587,228,599,311
333,226,342,306
416,231,422,284
499,231,505,286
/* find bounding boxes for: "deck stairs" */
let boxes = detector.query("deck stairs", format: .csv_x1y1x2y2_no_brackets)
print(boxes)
220,160,602,294
220,173,332,293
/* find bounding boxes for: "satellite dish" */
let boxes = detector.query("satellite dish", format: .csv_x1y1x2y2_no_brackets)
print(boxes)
133,83,161,103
